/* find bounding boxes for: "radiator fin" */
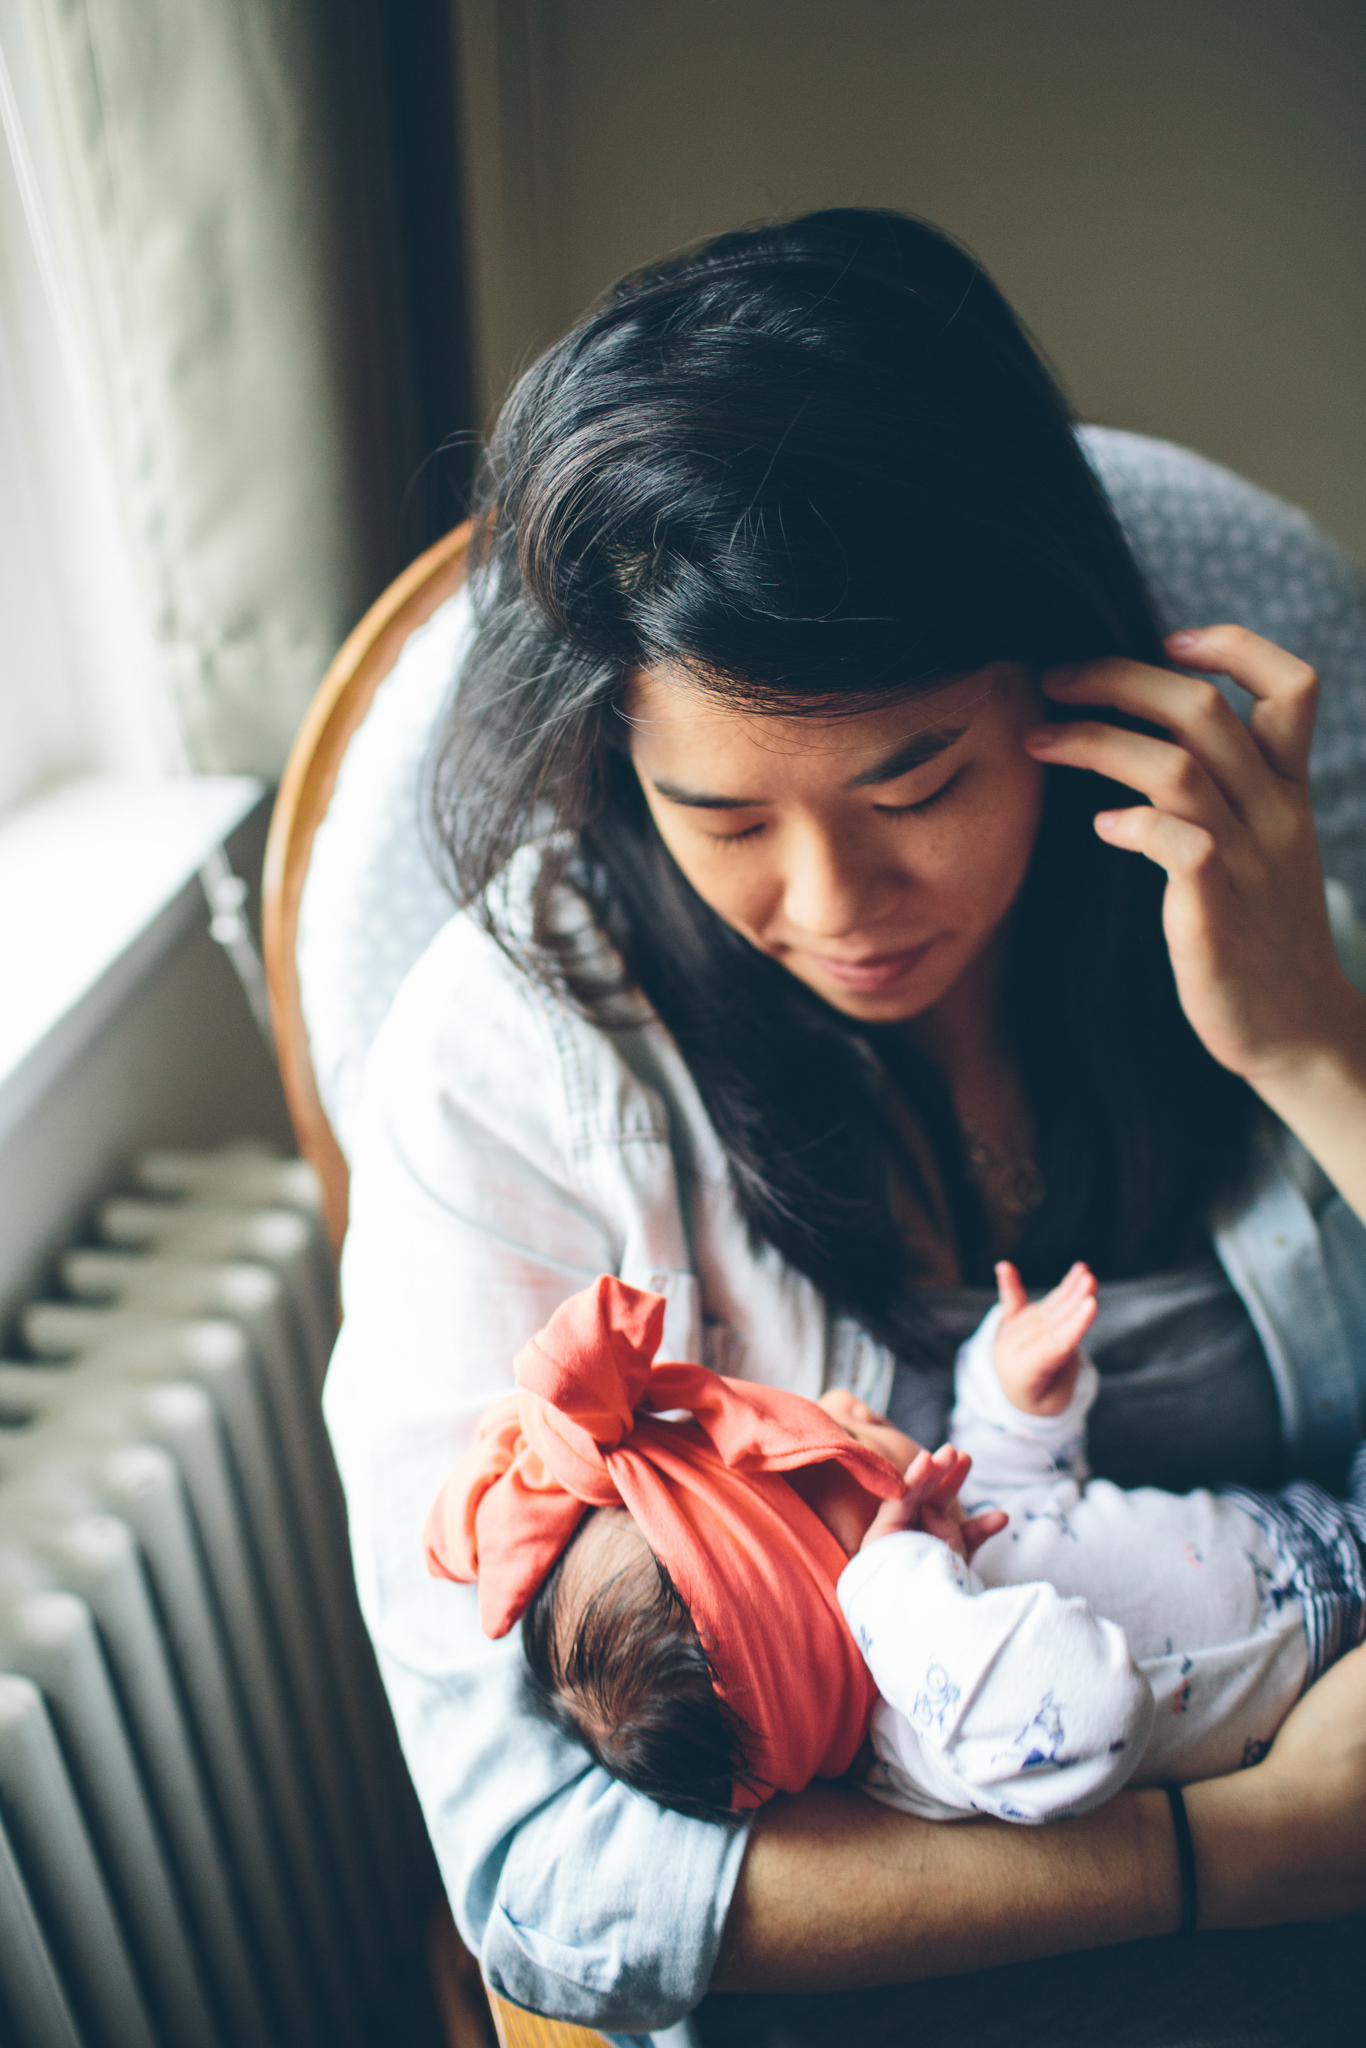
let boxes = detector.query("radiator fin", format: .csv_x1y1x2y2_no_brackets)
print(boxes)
0,1146,437,2048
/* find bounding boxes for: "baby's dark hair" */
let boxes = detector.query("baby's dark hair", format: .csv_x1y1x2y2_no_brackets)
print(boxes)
522,1513,758,1818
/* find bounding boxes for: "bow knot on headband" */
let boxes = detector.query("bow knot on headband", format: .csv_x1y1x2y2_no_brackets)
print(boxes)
424,1275,905,1804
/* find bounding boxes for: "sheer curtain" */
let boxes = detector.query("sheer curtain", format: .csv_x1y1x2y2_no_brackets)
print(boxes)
0,2,164,814
0,0,420,796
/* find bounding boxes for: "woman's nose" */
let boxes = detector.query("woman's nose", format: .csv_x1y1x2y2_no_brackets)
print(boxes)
780,827,896,936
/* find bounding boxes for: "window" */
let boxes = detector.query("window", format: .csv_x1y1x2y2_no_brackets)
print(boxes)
0,11,268,1107
0,4,168,820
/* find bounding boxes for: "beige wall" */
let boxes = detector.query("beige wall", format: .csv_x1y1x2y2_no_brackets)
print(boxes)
454,0,1366,565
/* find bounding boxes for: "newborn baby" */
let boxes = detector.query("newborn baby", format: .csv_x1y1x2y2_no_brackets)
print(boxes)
426,1273,1366,1823
835,1262,1366,1820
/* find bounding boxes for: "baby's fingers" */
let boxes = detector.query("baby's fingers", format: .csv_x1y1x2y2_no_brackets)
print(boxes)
875,1494,920,1530
920,1445,973,1508
920,1504,969,1560
859,1492,921,1549
995,1261,1029,1316
897,1447,960,1514
1048,1293,1098,1354
1037,1262,1096,1317
960,1509,1009,1558
898,1448,942,1506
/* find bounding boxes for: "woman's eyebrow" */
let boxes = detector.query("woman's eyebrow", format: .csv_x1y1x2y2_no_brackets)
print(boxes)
844,723,969,788
648,778,765,810
648,723,971,810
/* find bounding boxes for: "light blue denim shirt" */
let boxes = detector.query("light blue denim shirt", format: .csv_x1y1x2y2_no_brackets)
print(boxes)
323,893,1366,2039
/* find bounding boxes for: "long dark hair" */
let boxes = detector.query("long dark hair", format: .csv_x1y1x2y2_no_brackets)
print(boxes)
433,209,1256,1358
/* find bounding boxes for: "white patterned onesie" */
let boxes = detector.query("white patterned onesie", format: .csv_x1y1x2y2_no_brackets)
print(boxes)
836,1305,1366,1823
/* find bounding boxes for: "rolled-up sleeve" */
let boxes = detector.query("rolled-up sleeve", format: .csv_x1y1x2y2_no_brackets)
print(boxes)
323,924,750,2031
483,1773,749,2026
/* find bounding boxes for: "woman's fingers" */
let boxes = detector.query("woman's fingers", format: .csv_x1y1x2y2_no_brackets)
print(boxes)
1036,629,1318,822
1040,660,1267,822
1026,715,1246,844
1091,802,1232,892
1046,627,1318,781
1025,711,1238,832
1165,625,1319,785
1027,626,1366,1108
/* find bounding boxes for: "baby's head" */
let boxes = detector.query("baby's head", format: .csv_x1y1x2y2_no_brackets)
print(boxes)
516,1391,935,1816
521,1505,756,1818
425,1277,914,1816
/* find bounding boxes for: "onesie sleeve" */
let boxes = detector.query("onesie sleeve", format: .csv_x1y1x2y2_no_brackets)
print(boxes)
950,1302,1098,1503
837,1533,1153,1823
323,922,748,2034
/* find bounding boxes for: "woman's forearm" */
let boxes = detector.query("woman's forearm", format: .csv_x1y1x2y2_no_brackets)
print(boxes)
1252,997,1366,1230
1183,1638,1366,1930
715,1641,1366,1994
710,1784,1178,1992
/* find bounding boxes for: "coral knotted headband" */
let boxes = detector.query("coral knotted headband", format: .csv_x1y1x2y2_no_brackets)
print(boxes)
423,1275,906,1806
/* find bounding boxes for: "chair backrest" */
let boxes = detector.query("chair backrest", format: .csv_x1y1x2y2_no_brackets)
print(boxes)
262,520,472,1251
265,429,1366,1258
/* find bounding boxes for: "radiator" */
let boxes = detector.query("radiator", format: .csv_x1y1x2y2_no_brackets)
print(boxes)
0,1145,436,2048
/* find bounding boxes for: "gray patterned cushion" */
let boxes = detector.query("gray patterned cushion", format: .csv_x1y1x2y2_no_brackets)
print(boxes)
298,427,1366,1157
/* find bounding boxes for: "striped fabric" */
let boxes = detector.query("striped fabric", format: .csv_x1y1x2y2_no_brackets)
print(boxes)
1222,1446,1366,1681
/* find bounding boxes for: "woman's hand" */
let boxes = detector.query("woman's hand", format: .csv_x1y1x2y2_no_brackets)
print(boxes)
1025,627,1366,1221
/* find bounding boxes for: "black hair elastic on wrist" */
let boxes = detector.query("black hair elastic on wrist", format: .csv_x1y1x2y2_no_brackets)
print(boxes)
1166,1784,1198,1935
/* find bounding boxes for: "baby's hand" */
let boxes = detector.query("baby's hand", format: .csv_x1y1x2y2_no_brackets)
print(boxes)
992,1259,1097,1416
860,1445,1008,1560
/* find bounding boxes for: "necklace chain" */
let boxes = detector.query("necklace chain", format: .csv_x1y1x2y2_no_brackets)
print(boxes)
960,1119,1046,1219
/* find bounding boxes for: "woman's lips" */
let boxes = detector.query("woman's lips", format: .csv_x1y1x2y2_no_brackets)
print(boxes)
806,939,940,993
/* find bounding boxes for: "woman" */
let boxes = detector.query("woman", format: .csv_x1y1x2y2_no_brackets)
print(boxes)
324,210,1366,2035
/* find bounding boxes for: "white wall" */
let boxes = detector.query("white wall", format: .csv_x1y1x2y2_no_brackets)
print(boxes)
454,0,1366,565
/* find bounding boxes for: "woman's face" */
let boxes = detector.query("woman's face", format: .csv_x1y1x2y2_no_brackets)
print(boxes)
626,662,1047,1024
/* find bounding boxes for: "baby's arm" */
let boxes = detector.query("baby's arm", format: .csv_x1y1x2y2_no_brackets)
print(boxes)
950,1264,1100,1502
993,1260,1096,1415
838,1534,1154,1823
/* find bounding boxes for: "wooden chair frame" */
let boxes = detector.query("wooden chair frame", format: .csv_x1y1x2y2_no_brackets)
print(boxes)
262,523,608,2048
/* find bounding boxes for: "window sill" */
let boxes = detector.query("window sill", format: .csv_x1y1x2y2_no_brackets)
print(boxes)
0,773,265,1144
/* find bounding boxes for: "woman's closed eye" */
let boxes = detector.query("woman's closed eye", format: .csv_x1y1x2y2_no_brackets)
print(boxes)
701,769,965,845
873,767,964,817
702,818,768,846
